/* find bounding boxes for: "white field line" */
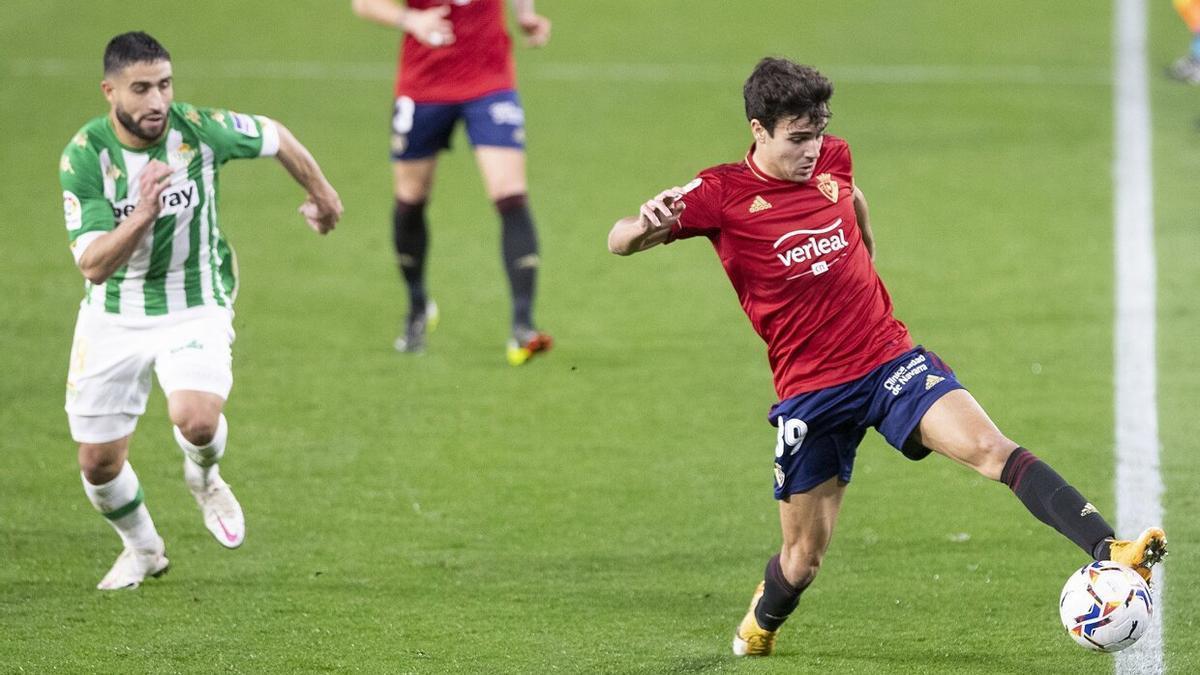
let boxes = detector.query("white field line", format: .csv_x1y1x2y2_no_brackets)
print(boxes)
1113,1,1165,674
5,58,1110,86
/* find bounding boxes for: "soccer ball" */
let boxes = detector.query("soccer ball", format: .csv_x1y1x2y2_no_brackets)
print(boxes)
1059,560,1153,652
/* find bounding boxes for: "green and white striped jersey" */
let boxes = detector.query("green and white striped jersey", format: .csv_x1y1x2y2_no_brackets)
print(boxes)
60,102,279,316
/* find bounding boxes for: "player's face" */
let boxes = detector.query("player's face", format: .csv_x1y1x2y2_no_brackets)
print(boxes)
753,115,826,183
102,60,174,144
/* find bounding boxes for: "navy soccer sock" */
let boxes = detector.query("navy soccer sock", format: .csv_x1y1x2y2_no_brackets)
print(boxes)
754,554,810,631
495,194,539,331
393,198,428,317
1000,447,1116,559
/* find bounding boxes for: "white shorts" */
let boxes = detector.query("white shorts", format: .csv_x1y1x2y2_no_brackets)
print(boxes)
65,305,235,443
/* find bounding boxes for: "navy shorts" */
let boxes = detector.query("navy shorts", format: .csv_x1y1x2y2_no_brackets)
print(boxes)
768,346,965,499
390,89,526,160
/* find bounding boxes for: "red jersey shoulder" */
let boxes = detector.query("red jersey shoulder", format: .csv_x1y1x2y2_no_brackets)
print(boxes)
673,162,750,234
807,135,852,204
689,161,756,204
817,135,851,175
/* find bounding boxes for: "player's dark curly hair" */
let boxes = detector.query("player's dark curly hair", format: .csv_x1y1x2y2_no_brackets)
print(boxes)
743,58,832,135
104,32,171,75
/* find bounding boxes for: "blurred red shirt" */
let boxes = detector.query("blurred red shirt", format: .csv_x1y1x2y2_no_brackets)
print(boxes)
395,0,515,103
669,135,913,401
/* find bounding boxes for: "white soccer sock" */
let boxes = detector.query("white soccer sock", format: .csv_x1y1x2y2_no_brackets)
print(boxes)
175,414,228,488
82,461,160,552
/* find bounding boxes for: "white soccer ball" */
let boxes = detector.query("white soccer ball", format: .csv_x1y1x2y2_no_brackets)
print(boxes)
1059,560,1153,652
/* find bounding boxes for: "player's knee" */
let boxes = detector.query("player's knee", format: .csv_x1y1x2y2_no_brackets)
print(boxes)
779,546,823,588
393,177,432,204
176,417,219,447
78,446,123,484
969,434,1018,480
394,198,426,223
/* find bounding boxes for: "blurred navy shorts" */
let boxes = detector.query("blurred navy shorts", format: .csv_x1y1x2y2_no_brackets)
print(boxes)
767,346,965,499
390,89,526,160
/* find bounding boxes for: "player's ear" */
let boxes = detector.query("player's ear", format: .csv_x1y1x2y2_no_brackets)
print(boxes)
750,119,768,143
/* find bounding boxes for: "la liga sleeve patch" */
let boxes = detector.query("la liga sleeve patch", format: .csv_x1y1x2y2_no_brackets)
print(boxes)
229,112,260,138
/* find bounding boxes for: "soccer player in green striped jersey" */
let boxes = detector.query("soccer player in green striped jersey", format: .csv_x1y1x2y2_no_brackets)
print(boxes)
60,32,344,590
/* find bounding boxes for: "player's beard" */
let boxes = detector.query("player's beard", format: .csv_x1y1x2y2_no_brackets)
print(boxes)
115,105,166,143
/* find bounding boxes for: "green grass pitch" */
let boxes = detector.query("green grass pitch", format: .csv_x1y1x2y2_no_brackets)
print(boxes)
1,1,1196,672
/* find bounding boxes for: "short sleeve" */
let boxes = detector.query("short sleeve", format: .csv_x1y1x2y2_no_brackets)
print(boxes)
824,136,853,181
194,106,280,163
668,173,723,243
59,133,114,262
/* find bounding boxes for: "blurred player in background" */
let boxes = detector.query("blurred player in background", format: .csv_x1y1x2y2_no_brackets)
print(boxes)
60,32,342,589
607,57,1168,657
1168,0,1200,83
352,0,553,365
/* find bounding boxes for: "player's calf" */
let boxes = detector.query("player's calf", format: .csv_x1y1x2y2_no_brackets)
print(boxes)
1000,447,1117,559
82,460,163,560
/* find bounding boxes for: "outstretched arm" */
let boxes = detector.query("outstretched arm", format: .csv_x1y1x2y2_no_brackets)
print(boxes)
273,121,343,234
852,184,875,261
351,0,455,47
608,188,686,256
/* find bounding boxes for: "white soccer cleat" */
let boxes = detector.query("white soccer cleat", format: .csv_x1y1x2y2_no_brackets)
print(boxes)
185,463,245,549
96,538,169,590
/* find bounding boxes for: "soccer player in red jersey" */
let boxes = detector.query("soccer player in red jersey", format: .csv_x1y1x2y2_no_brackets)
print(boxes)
608,58,1167,656
352,0,552,364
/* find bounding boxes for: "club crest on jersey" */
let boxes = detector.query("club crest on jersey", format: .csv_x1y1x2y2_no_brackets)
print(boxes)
749,195,772,213
816,173,838,203
170,142,196,166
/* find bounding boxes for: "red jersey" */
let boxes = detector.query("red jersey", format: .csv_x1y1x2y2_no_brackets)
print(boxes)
669,136,913,400
395,0,515,103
